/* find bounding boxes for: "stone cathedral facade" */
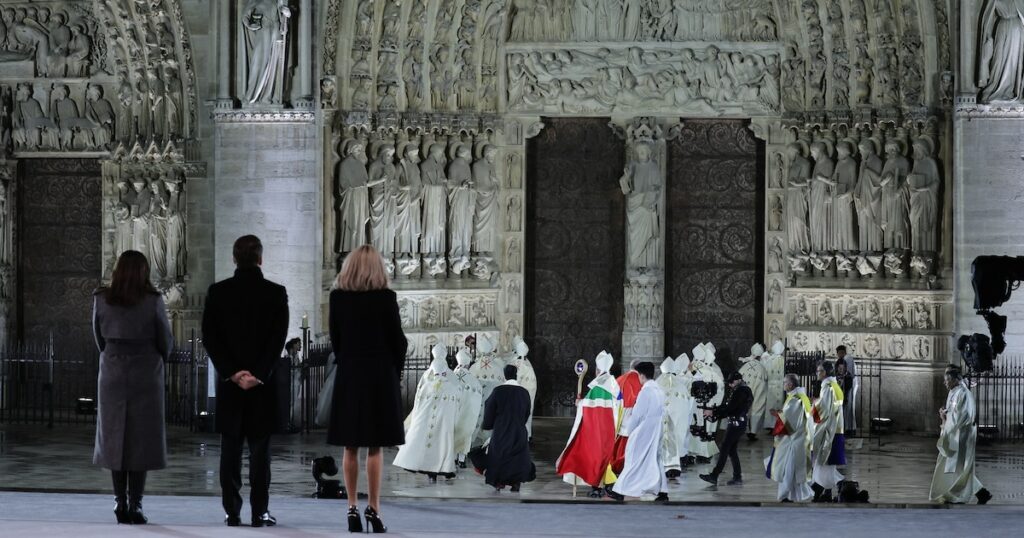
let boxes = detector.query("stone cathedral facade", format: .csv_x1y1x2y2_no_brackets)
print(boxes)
0,0,1007,430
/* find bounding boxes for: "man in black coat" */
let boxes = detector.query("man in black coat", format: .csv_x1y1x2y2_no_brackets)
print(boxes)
202,235,289,527
700,371,754,486
474,364,535,492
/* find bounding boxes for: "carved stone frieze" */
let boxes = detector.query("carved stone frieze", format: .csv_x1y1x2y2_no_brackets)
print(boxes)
786,289,950,336
505,44,781,116
787,329,948,363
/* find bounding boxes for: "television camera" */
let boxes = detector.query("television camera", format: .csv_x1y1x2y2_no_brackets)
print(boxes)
689,379,719,442
962,256,1024,372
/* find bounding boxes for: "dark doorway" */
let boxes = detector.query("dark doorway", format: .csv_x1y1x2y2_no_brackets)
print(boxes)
664,120,764,375
525,118,626,416
18,159,103,358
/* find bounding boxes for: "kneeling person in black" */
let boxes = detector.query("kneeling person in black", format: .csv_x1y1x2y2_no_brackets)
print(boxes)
700,372,754,486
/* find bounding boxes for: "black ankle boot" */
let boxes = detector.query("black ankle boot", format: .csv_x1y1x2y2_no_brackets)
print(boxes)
127,500,147,524
113,497,129,524
364,506,387,533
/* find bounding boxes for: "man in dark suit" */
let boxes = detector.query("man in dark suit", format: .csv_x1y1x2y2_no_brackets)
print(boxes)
202,235,288,527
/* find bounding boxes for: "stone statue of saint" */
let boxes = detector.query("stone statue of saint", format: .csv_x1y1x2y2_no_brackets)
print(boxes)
785,142,812,253
241,0,292,104
809,141,835,252
130,176,152,260
767,237,784,274
12,83,57,150
854,137,884,251
164,177,186,280
147,180,168,280
367,144,398,258
880,139,911,249
908,137,941,252
472,144,500,256
828,141,857,251
977,0,1024,102
335,140,370,254
0,179,8,266
767,279,783,314
85,84,115,149
113,180,133,256
420,143,449,257
395,143,423,258
447,144,476,273
620,140,661,271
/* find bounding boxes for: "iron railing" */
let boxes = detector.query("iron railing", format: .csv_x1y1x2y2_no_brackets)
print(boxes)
963,354,1024,442
784,350,883,439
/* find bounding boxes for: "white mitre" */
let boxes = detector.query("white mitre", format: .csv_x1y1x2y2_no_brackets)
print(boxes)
691,345,707,365
705,341,717,357
751,343,765,357
514,337,530,358
660,357,676,375
595,351,613,373
771,340,784,355
675,352,691,372
430,344,449,374
456,348,473,367
478,333,496,354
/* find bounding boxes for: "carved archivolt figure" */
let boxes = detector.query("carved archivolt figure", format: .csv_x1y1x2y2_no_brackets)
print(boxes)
908,137,940,252
620,140,661,271
241,0,291,104
977,0,1024,102
785,142,812,253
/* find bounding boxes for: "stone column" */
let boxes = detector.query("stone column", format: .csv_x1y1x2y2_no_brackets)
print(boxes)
216,0,234,108
613,117,669,368
750,118,788,347
294,0,314,108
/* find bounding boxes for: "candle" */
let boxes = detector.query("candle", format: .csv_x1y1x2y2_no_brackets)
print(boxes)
301,314,309,329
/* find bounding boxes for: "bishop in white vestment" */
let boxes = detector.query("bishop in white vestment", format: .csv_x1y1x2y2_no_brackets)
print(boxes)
508,336,537,437
929,365,991,504
763,341,786,430
738,343,769,438
469,334,506,446
657,355,694,478
453,348,483,465
393,345,463,479
611,362,669,500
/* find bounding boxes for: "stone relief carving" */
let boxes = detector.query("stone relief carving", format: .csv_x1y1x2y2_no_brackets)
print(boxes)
506,46,780,115
767,236,783,274
0,5,100,78
509,0,775,42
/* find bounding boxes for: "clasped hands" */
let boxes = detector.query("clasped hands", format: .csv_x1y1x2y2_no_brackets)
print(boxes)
231,370,263,390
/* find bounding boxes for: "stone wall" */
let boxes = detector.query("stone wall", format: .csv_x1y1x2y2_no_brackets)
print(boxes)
953,116,1024,351
213,118,320,340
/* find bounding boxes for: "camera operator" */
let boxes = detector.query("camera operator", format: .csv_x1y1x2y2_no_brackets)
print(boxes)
699,372,753,486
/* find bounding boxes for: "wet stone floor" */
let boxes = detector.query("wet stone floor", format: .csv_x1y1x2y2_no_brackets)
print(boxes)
1,418,1022,506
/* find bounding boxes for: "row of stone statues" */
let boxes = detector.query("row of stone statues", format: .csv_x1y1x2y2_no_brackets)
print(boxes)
335,135,504,279
5,83,115,152
0,6,94,78
112,167,186,283
782,133,940,275
509,0,774,43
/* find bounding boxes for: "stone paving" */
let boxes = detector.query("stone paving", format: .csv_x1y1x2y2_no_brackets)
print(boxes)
2,418,1021,507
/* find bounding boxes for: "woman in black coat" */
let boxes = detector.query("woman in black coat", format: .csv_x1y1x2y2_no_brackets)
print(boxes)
93,251,173,525
327,245,407,533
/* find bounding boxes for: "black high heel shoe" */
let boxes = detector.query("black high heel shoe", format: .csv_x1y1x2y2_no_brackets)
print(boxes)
347,506,362,533
364,506,387,533
113,499,129,524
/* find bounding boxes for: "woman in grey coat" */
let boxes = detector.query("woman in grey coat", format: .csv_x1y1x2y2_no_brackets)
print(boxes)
93,250,173,525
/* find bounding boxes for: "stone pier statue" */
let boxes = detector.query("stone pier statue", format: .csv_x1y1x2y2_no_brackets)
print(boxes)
908,137,940,252
829,141,857,251
447,144,476,274
785,142,812,253
420,143,449,273
620,140,661,271
368,144,398,259
395,143,423,261
854,138,883,251
336,140,370,255
880,139,911,249
472,144,500,257
241,0,292,104
809,141,835,252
